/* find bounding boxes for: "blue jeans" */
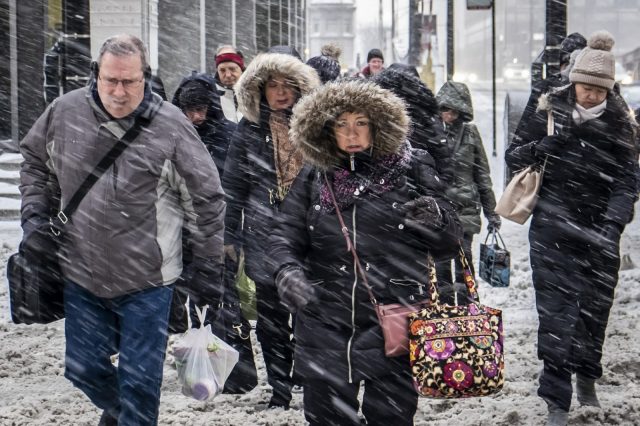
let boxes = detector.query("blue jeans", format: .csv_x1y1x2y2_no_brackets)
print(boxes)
64,281,173,426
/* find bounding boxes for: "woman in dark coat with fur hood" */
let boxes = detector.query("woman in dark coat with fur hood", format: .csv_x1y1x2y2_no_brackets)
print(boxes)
505,31,637,426
268,80,462,425
222,51,320,409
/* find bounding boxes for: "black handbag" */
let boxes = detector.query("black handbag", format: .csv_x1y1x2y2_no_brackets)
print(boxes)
7,117,148,325
479,230,510,288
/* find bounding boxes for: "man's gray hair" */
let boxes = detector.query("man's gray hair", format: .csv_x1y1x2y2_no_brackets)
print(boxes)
98,34,149,72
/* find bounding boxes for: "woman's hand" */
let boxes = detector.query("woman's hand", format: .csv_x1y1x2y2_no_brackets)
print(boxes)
402,196,445,233
275,266,317,312
535,135,568,157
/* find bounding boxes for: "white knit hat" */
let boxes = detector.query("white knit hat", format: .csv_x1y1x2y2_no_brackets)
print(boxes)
569,30,616,90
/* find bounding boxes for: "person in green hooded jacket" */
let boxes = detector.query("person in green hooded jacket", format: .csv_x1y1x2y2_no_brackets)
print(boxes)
435,81,500,304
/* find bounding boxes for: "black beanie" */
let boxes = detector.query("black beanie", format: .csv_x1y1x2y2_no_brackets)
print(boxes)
179,81,210,109
367,48,384,63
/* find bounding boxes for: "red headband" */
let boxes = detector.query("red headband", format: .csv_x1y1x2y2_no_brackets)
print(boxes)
215,52,245,70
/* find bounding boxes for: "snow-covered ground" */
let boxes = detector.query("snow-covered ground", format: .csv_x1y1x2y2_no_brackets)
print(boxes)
0,87,639,425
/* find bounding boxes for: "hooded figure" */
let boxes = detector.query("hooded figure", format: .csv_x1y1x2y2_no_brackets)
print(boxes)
435,81,500,305
222,51,320,409
172,72,235,177
505,31,638,426
268,80,462,426
374,65,452,182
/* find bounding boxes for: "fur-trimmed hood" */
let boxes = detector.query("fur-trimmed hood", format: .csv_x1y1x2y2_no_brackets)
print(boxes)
234,53,320,123
289,79,410,170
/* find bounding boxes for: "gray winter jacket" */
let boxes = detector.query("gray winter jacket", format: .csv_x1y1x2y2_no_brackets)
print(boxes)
20,86,226,298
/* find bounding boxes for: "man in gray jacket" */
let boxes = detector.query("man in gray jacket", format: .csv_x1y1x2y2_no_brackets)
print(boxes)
19,34,225,426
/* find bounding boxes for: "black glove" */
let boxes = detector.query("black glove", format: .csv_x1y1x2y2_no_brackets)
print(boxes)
275,266,316,313
188,257,224,306
402,196,445,235
20,218,59,262
487,213,502,232
535,135,567,157
597,221,623,256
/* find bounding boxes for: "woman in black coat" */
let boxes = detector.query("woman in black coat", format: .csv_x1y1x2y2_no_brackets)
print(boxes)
268,80,462,426
505,31,637,425
222,52,320,409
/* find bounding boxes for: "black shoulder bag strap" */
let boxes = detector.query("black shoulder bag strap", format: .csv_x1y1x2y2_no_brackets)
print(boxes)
50,116,150,235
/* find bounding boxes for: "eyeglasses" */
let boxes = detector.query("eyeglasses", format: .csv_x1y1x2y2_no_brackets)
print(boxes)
98,75,144,89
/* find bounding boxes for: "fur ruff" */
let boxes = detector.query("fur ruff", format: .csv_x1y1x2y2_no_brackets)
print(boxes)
289,79,410,170
234,53,320,123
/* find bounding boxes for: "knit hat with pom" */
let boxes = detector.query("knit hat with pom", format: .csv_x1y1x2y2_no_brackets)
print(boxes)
569,30,616,90
306,44,342,84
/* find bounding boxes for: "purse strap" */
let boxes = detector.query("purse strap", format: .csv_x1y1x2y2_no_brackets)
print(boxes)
50,114,153,234
323,173,377,304
323,173,440,307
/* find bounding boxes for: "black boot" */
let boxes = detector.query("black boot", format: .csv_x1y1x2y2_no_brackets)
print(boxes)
546,402,569,426
98,410,118,426
576,375,601,408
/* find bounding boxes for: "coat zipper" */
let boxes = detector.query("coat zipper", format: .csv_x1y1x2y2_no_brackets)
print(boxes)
346,205,358,383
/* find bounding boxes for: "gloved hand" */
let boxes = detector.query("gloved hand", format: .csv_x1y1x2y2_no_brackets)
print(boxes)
188,257,224,306
598,221,623,256
402,196,445,235
275,266,316,312
224,244,238,263
20,218,59,261
487,213,502,232
535,135,567,157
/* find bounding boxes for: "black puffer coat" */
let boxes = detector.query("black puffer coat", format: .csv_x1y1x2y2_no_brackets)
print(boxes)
222,53,320,282
269,80,462,382
505,84,637,234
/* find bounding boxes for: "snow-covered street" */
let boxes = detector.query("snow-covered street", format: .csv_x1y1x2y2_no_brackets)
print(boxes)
1,87,638,426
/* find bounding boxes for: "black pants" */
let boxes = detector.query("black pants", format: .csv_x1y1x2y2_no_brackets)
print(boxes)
435,232,474,305
530,224,620,411
255,279,294,406
303,368,418,426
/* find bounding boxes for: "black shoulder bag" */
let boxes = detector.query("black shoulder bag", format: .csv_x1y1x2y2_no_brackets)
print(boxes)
7,118,148,324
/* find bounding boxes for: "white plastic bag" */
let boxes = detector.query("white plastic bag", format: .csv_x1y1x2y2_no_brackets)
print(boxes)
173,305,239,401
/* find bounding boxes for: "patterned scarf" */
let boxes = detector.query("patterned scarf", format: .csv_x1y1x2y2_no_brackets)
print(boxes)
320,141,413,212
270,111,304,202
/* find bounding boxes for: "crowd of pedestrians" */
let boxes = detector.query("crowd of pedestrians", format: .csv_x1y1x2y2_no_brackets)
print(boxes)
17,29,638,426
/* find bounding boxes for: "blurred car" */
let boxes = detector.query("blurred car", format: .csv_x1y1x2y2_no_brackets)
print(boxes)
620,83,640,110
615,62,633,85
503,63,530,82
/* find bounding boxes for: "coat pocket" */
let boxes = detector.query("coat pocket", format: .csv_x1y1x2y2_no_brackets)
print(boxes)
388,278,428,302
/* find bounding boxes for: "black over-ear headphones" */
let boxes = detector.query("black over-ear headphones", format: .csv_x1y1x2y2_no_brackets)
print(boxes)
90,61,99,79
